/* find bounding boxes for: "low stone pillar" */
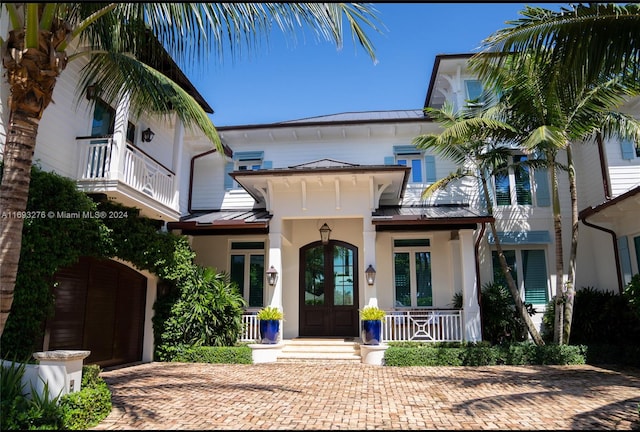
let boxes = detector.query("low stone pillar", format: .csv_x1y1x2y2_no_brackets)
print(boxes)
248,343,284,364
32,350,91,399
360,344,388,365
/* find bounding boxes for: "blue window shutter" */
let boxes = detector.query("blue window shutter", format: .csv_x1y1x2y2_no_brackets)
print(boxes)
424,155,436,183
384,156,395,165
262,160,273,169
522,250,549,304
618,236,633,285
534,167,551,207
621,139,635,160
224,162,234,190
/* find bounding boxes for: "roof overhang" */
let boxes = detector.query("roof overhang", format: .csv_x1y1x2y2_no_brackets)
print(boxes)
167,209,271,235
229,161,411,208
578,186,640,226
372,205,493,231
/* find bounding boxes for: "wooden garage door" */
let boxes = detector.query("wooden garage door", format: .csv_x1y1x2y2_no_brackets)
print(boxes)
47,257,146,367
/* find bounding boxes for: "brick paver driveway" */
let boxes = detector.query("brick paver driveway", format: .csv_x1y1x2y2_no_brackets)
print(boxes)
93,362,640,430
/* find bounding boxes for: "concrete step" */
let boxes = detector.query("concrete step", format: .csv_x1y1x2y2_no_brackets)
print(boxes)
277,338,362,363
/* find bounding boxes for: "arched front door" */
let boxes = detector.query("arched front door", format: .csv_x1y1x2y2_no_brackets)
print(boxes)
299,240,359,337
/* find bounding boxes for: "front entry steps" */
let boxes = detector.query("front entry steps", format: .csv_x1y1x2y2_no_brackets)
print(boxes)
276,337,362,363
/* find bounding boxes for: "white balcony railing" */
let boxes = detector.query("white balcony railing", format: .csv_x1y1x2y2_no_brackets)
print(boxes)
239,309,463,343
77,137,176,209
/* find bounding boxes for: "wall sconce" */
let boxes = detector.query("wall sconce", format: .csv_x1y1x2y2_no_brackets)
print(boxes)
141,127,155,142
365,265,376,285
266,265,278,287
85,84,98,100
319,223,332,245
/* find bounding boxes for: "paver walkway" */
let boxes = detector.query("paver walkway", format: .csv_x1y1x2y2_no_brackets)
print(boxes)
93,362,640,430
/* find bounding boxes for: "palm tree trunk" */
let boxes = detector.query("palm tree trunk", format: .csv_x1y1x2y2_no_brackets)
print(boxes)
0,110,40,336
550,153,565,345
481,176,544,345
564,143,578,344
1,27,63,337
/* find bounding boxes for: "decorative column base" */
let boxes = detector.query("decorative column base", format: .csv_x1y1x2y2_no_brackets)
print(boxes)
360,344,388,365
248,343,284,363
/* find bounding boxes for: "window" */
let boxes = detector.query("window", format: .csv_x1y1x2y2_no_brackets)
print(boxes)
494,154,532,206
225,151,271,190
492,248,549,304
230,241,265,307
92,99,136,144
393,239,432,307
635,236,640,275
465,79,484,105
91,100,115,137
386,146,436,184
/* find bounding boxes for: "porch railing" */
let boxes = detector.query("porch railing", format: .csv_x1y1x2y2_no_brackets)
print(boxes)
239,308,463,343
381,309,463,342
240,313,260,342
76,137,176,209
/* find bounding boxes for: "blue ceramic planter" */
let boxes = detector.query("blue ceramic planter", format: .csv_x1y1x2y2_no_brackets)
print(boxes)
362,320,382,345
260,320,280,344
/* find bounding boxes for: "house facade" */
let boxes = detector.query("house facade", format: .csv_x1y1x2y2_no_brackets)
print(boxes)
169,54,640,344
2,39,638,365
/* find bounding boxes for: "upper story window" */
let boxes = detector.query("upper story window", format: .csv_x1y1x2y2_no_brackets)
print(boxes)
225,151,272,190
385,145,436,184
494,154,532,206
393,238,432,308
465,79,484,106
91,99,135,144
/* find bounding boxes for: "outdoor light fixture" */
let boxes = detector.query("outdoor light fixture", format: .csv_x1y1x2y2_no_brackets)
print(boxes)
319,223,332,245
141,127,155,142
85,84,97,100
365,265,376,285
266,265,278,286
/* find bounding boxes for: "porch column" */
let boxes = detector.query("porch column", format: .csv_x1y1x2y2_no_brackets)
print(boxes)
459,229,481,342
171,116,184,210
268,231,283,310
109,91,131,180
363,223,377,307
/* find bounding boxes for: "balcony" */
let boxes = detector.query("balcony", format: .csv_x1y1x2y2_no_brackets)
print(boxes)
76,137,179,221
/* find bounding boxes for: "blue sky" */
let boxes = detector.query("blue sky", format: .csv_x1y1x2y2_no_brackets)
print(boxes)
184,3,569,127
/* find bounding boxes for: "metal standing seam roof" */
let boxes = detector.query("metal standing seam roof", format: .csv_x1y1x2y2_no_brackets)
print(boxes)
168,205,493,233
372,205,493,225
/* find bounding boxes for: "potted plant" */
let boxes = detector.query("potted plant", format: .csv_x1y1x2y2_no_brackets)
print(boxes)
257,306,284,344
360,305,386,345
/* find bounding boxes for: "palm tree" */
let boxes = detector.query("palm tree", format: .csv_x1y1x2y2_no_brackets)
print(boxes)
470,52,640,344
0,3,383,337
412,101,546,346
471,3,640,86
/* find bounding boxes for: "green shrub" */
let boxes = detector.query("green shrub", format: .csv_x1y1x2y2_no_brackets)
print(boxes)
155,267,246,361
543,286,640,346
172,345,253,364
1,363,111,430
480,282,536,345
384,341,586,366
624,274,640,320
59,365,112,430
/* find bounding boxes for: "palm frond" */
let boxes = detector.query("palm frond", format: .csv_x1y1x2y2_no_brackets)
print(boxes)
421,168,472,199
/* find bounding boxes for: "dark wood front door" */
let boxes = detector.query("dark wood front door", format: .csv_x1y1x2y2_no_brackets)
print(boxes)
299,240,359,337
